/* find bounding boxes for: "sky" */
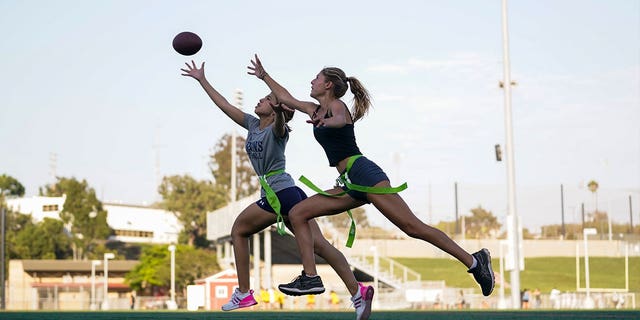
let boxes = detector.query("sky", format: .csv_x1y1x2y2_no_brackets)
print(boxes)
1,0,638,232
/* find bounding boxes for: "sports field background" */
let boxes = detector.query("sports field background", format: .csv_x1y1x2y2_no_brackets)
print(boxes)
1,311,639,320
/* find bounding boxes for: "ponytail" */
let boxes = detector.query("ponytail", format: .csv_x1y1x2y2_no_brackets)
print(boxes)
322,67,371,122
345,76,371,122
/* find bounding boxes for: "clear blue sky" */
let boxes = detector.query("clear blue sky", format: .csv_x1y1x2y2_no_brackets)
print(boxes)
1,0,638,231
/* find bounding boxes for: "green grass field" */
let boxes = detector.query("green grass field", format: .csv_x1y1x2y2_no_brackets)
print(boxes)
393,257,640,293
1,311,639,320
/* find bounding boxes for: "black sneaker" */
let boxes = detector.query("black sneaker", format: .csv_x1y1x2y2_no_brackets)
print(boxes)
468,248,495,296
278,270,325,296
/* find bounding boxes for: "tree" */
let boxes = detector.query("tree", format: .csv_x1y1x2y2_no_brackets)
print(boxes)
5,211,37,259
464,206,502,239
209,134,259,200
125,244,219,296
587,179,599,212
41,177,111,260
13,217,72,259
0,173,25,198
158,175,227,247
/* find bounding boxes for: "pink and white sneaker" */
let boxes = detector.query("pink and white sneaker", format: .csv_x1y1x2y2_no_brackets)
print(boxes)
221,288,258,311
351,283,374,320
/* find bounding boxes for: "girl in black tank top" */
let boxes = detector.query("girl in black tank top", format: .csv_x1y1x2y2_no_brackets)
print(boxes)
311,104,361,166
250,55,496,303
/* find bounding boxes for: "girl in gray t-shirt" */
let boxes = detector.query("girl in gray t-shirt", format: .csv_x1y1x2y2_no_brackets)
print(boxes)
182,60,362,313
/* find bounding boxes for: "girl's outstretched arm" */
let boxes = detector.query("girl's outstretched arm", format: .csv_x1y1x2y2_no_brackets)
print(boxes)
182,60,245,126
248,54,317,117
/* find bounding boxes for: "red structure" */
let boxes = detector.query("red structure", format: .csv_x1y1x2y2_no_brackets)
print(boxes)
193,269,241,310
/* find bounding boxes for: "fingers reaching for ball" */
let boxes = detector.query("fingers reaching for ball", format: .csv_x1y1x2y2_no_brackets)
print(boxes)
248,54,268,80
180,60,205,80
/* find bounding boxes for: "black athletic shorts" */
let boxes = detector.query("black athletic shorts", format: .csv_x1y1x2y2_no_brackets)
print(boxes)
256,186,307,216
340,156,389,203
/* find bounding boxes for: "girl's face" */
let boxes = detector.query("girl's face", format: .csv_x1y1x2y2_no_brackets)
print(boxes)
310,72,328,98
255,93,277,116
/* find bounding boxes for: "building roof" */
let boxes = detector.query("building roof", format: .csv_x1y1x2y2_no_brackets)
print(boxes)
20,259,138,272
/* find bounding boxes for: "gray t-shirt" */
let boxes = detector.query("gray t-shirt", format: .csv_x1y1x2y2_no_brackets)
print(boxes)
242,113,295,196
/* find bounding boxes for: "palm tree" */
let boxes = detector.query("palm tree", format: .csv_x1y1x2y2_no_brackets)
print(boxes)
587,180,599,213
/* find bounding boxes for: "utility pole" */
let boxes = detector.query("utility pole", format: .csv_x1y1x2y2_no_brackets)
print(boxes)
1,207,5,310
630,195,634,233
561,184,566,238
454,182,459,235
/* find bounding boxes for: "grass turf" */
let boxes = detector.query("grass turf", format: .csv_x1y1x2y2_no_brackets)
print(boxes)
393,257,640,293
0,310,639,320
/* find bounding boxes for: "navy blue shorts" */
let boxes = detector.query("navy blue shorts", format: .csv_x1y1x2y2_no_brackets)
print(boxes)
341,156,389,203
256,186,308,216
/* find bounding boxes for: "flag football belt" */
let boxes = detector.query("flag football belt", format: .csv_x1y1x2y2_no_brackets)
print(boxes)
258,169,288,235
299,154,408,247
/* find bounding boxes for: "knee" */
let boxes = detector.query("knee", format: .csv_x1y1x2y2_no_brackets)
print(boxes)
288,207,308,225
401,222,428,239
403,224,422,239
230,224,248,239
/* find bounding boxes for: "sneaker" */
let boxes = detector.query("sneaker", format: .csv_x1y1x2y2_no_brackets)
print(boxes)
468,248,495,296
351,283,374,320
278,270,325,296
221,288,257,311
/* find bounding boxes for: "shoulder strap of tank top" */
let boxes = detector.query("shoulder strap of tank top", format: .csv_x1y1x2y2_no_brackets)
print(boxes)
341,101,353,123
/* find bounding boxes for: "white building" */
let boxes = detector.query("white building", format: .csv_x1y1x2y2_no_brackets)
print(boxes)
5,196,181,244
104,203,181,244
5,195,66,223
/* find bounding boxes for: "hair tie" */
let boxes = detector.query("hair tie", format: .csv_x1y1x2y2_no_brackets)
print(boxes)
344,77,350,83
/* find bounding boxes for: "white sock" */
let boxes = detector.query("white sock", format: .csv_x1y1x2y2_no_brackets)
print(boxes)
470,257,478,270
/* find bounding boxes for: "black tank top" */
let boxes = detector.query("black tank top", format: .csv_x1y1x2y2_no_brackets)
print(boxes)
312,105,361,166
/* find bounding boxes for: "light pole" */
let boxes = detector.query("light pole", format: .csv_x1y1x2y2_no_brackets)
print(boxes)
370,246,379,309
90,260,101,310
103,252,115,310
500,0,522,308
168,245,177,310
583,228,597,309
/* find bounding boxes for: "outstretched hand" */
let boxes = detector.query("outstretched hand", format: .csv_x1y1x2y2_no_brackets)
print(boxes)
247,54,268,80
181,60,205,81
306,118,326,127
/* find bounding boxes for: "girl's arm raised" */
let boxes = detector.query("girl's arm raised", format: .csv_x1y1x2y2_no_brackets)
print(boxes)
248,54,317,117
272,104,287,138
182,61,245,126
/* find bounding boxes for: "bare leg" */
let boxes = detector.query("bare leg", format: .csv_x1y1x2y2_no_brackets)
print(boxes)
367,181,474,267
308,219,359,296
288,188,366,276
230,203,278,292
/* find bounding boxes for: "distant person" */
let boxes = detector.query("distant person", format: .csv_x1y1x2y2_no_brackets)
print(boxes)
457,290,466,309
306,294,316,310
182,60,373,319
550,288,561,309
129,292,135,310
260,287,271,310
532,288,541,308
329,290,341,310
249,54,495,300
275,290,285,309
521,288,530,309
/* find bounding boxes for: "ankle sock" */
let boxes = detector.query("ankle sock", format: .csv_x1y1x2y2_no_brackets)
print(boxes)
470,256,478,270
